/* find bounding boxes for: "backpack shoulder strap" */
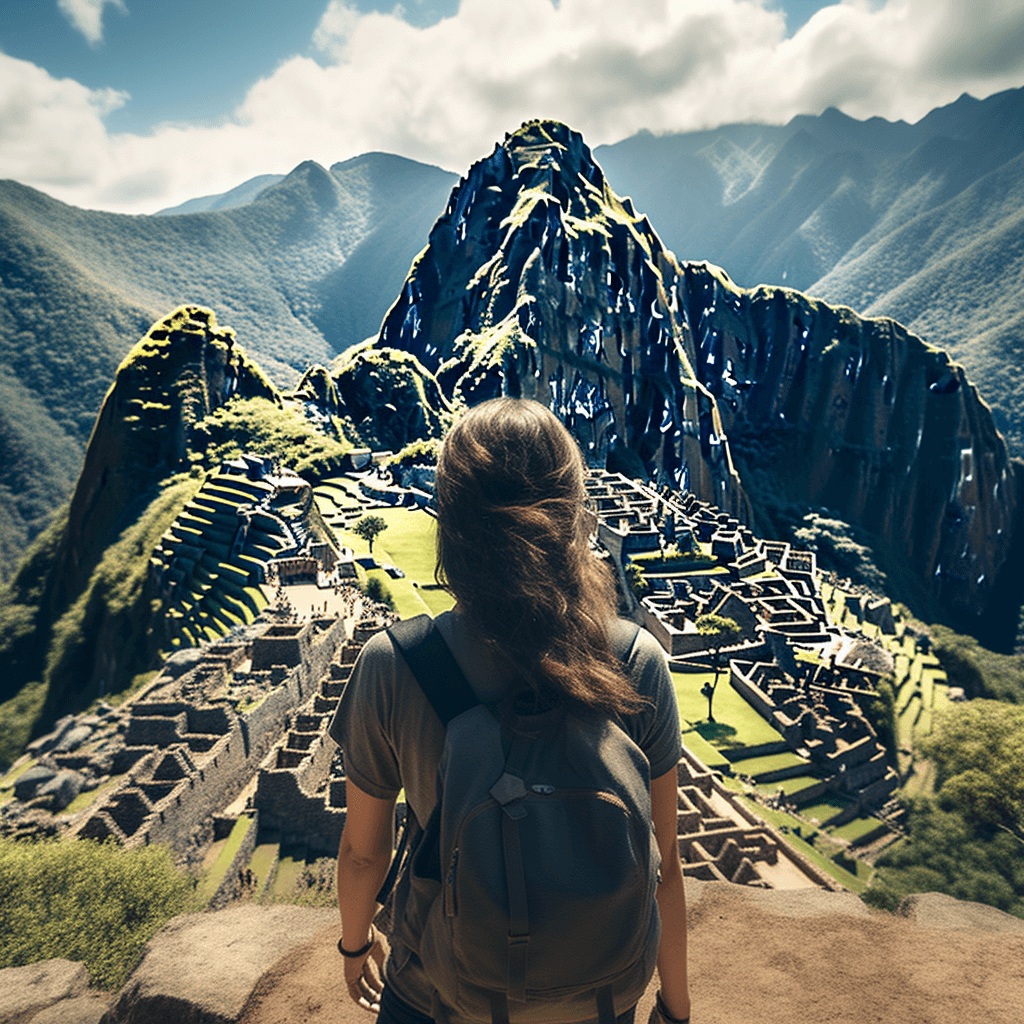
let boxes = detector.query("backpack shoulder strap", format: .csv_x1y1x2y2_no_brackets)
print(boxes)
387,615,479,726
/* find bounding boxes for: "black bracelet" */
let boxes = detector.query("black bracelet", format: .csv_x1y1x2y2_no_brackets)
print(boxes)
655,991,689,1024
338,926,376,958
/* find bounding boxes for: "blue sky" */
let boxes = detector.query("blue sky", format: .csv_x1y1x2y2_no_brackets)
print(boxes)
2,0,1022,213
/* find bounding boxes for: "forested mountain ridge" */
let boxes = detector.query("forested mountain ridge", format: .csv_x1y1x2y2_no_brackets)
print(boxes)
594,86,1024,454
0,153,457,582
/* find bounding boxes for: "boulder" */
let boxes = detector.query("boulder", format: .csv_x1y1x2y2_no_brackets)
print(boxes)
0,958,88,1023
101,905,336,1024
13,765,57,801
899,892,1024,933
54,726,94,753
28,994,112,1024
36,770,86,810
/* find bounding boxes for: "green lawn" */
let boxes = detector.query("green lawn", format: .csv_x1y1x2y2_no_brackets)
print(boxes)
771,774,823,796
338,506,456,619
196,815,253,905
269,851,304,897
679,729,731,770
799,796,853,825
246,843,279,897
672,671,785,749
60,774,127,816
829,815,886,843
737,797,867,892
732,750,811,776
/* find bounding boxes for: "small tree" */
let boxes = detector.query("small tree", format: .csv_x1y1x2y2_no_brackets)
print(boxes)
352,514,388,554
695,613,742,722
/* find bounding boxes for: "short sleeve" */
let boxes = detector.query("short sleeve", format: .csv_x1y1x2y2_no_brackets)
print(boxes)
328,631,403,800
624,626,683,780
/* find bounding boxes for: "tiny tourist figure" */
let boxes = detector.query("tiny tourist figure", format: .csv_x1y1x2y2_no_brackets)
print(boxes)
332,398,690,1024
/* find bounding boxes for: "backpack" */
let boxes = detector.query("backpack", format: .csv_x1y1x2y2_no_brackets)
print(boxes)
382,615,661,1024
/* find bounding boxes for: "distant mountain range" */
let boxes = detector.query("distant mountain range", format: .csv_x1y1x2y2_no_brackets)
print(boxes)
0,153,456,579
1,88,1022,587
595,88,1024,452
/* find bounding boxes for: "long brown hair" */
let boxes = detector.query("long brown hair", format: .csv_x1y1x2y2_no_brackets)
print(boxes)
434,398,647,716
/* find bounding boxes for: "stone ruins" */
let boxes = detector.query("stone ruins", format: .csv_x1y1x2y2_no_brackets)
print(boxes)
2,459,905,895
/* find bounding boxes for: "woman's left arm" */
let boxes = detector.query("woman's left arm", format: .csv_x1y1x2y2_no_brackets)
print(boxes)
337,782,398,1012
651,767,690,1023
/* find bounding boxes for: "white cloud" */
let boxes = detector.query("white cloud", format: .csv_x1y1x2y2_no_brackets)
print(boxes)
0,52,127,186
5,0,1024,213
57,0,127,46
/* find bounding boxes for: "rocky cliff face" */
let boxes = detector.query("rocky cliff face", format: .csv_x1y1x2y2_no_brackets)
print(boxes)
362,120,1019,619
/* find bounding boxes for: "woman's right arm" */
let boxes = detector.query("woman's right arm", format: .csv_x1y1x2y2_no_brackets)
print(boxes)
651,767,690,1022
337,781,397,1012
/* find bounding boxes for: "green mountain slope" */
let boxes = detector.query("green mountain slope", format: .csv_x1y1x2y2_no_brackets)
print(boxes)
155,173,285,215
0,154,457,582
811,151,1024,450
0,305,357,762
594,86,1024,455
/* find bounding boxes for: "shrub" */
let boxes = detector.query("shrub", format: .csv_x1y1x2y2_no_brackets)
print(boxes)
929,624,1024,703
0,837,195,989
363,575,396,611
865,675,897,755
389,437,440,468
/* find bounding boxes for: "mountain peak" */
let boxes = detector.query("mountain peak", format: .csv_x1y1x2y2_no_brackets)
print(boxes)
366,123,1019,619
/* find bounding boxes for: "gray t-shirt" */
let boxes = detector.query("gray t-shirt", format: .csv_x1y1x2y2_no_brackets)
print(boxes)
328,609,682,1014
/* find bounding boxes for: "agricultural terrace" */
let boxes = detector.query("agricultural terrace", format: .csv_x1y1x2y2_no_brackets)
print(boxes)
821,582,952,797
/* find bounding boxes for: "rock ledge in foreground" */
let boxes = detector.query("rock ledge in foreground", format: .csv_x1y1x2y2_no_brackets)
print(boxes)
100,905,336,1024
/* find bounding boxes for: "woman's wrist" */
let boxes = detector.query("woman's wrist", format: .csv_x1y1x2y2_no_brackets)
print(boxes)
655,989,690,1024
338,923,377,958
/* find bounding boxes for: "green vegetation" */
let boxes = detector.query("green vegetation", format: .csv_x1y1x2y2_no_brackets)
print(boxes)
695,613,742,647
623,560,648,598
338,505,452,618
693,614,742,721
0,156,457,582
737,797,867,893
262,852,336,907
195,816,253,906
41,475,201,724
672,670,784,749
0,837,195,989
864,701,1024,916
792,513,888,592
631,546,712,571
865,675,897,756
362,575,396,612
190,397,352,477
388,437,440,468
929,624,1024,703
0,682,47,770
332,347,449,452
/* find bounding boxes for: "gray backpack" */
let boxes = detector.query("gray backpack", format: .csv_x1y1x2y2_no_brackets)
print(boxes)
384,615,661,1024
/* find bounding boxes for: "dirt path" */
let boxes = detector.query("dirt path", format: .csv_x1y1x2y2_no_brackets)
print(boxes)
239,883,1024,1024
